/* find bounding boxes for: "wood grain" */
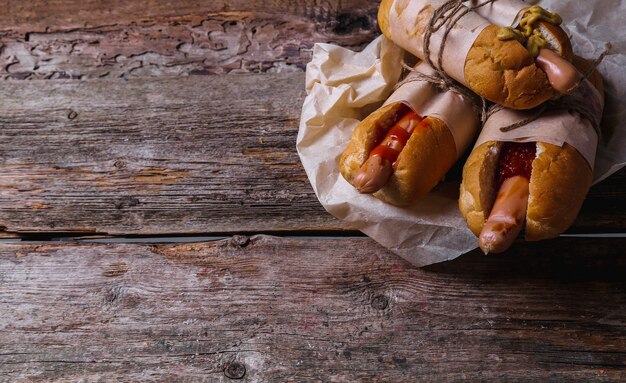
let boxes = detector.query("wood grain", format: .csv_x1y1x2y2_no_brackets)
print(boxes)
1,1,379,32
0,73,624,235
0,2,623,382
0,237,624,382
0,1,379,79
0,73,348,234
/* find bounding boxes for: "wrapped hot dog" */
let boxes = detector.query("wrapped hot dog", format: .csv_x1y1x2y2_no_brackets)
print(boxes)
459,57,604,253
378,0,578,109
340,60,480,206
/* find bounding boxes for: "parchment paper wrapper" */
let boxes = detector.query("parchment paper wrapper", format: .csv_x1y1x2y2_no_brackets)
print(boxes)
470,0,527,27
298,36,477,267
476,77,603,171
384,61,480,158
386,0,524,83
539,0,626,183
297,0,626,267
472,0,626,183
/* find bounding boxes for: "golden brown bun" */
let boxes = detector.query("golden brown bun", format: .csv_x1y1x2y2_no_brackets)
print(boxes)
537,21,573,61
460,141,593,240
340,103,406,183
526,57,603,240
378,0,574,110
377,0,393,38
459,58,603,240
340,102,456,206
525,142,592,240
458,141,502,237
376,115,456,205
464,25,553,110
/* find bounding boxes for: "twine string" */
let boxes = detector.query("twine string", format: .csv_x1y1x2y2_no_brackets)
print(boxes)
396,0,611,136
493,43,612,136
417,0,499,122
394,59,487,121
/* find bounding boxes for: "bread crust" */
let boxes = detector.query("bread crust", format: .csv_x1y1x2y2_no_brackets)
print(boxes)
340,103,406,185
464,25,553,110
538,21,573,61
378,0,573,110
526,56,604,241
459,59,604,240
340,102,456,206
460,141,593,240
525,142,592,240
458,140,501,236
377,0,393,39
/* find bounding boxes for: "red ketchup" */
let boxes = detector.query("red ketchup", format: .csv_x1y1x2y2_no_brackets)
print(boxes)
369,110,426,169
496,142,536,188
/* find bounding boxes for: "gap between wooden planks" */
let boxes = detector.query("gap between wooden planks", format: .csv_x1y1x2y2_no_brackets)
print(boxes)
0,73,624,236
0,2,623,382
0,236,625,382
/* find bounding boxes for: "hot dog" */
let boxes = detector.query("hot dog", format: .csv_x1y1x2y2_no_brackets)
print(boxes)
459,57,604,253
353,110,424,193
378,0,578,110
478,174,529,254
535,48,580,95
471,2,580,95
478,142,534,254
341,61,479,206
341,104,457,206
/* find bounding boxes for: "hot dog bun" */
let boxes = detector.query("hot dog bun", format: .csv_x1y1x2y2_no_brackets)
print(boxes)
340,102,456,206
378,0,574,110
459,141,592,240
463,24,553,110
537,21,573,61
459,58,604,240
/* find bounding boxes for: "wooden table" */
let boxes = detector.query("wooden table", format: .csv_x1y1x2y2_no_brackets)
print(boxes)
1,1,624,381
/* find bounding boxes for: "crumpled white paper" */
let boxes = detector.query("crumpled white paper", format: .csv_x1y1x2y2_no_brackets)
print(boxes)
296,0,626,267
539,0,626,183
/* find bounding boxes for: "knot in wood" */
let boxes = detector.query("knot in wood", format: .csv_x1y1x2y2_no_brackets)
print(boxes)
230,235,250,248
104,286,123,303
68,110,78,120
115,196,140,210
113,160,126,169
224,361,246,379
371,294,389,310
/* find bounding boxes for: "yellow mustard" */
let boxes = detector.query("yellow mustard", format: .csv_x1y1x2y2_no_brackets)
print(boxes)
496,5,562,57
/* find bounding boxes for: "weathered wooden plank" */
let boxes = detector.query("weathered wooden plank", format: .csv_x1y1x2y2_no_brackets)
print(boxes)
2,1,378,32
0,73,349,234
575,173,626,233
0,73,624,235
0,1,379,79
1,237,625,382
